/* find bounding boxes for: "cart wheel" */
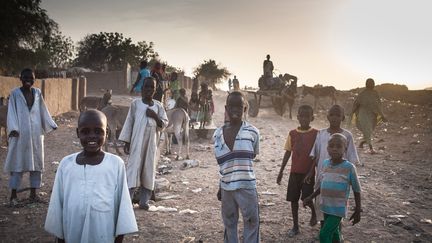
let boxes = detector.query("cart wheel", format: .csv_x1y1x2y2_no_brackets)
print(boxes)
248,99,259,117
272,96,286,116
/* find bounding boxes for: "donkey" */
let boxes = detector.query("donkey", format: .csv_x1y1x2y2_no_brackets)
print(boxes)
302,85,337,109
164,108,190,160
79,89,112,112
101,104,129,155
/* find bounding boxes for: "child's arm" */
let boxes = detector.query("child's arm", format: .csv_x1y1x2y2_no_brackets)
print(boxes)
276,150,291,185
349,191,362,225
304,158,316,184
130,73,141,93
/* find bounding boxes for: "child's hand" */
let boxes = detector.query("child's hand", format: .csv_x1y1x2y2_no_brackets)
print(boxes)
302,196,312,208
9,130,19,137
276,172,283,185
349,209,361,225
303,174,312,184
146,108,158,120
124,142,130,155
217,188,222,201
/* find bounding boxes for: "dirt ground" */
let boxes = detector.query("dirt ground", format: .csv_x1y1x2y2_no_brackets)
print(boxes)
0,90,431,243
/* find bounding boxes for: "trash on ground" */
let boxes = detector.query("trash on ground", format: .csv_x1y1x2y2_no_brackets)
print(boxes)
154,178,170,192
260,191,277,196
156,194,180,201
387,215,407,219
51,161,59,165
148,205,177,212
191,188,202,193
420,219,432,224
179,209,198,214
180,160,200,170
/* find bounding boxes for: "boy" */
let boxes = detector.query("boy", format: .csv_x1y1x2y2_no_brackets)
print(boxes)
305,105,360,231
130,60,151,94
277,105,318,237
303,133,362,243
214,91,260,243
5,68,57,206
45,110,138,242
119,77,168,210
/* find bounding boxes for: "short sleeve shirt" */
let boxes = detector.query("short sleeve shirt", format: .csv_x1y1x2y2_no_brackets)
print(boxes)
284,128,318,174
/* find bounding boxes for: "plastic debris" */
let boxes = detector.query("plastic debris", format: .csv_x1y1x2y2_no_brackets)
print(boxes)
387,215,407,219
180,160,200,170
179,209,198,214
420,219,432,224
148,205,177,212
157,194,180,201
51,161,59,165
261,191,277,196
191,188,202,193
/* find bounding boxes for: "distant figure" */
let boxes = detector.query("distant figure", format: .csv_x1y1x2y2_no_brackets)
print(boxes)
263,54,274,78
119,77,168,210
151,62,164,102
189,92,199,123
170,72,180,100
228,78,232,91
130,60,151,94
232,76,240,91
352,78,387,153
198,83,214,128
175,88,189,112
5,68,57,207
44,110,138,242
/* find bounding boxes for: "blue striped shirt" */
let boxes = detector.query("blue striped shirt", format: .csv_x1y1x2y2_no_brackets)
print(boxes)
214,122,260,191
319,159,361,218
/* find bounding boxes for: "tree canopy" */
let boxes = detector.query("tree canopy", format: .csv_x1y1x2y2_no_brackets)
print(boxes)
0,0,73,75
73,32,158,71
193,59,231,89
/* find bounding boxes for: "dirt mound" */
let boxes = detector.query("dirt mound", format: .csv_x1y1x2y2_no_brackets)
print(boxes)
351,83,432,106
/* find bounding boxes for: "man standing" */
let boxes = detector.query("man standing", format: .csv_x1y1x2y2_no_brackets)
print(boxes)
5,68,57,206
263,54,274,78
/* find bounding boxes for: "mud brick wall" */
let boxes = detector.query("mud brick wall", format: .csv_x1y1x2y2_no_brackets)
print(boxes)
84,71,128,94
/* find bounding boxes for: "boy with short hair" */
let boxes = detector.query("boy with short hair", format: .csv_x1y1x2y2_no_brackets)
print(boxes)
277,105,318,237
303,133,362,243
214,91,260,243
119,77,168,210
45,110,138,243
5,68,57,206
305,105,360,232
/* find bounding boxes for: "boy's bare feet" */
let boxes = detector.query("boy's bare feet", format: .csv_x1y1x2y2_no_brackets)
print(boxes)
288,227,299,238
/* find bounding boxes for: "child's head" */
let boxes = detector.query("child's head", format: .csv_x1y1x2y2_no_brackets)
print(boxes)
327,105,345,128
266,54,270,60
20,68,35,89
327,133,347,161
297,105,314,128
141,77,156,100
140,60,148,69
225,91,246,123
200,82,208,91
191,92,198,101
77,109,108,153
179,88,186,97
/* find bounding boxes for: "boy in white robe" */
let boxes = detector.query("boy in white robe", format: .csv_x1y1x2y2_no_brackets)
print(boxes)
119,77,168,210
5,68,57,206
45,110,138,243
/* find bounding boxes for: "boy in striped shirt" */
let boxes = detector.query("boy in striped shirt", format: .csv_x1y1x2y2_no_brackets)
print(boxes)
214,91,260,243
303,133,362,243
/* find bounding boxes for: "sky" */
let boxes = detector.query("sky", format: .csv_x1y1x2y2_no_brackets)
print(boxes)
41,0,432,90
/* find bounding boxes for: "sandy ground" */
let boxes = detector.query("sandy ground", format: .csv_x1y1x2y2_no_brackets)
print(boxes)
0,90,431,243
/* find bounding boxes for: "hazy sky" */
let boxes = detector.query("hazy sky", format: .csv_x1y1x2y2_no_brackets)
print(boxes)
42,0,432,90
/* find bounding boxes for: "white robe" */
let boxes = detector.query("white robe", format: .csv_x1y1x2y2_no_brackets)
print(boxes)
44,152,138,242
119,99,168,190
4,87,57,173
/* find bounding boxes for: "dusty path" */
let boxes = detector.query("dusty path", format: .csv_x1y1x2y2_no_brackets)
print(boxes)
0,91,431,242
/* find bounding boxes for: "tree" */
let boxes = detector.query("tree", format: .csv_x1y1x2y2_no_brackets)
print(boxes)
193,59,231,89
0,0,54,74
74,32,158,71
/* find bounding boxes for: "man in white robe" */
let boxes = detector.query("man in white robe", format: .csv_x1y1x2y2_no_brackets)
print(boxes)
45,152,138,242
119,97,168,209
4,68,57,205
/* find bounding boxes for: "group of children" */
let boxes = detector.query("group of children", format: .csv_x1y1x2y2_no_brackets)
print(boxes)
215,92,362,243
5,68,362,242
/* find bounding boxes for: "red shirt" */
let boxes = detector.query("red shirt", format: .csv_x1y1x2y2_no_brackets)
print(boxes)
284,128,318,174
